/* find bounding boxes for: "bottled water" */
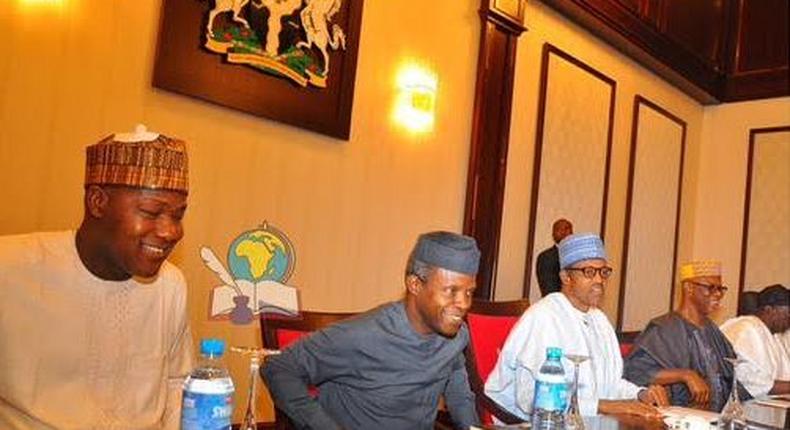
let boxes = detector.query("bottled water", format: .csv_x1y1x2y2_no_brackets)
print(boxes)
532,346,568,430
181,338,235,430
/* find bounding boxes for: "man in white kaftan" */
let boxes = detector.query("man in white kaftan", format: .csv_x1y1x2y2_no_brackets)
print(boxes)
0,231,192,429
0,126,194,429
778,331,790,359
485,233,666,420
720,285,790,397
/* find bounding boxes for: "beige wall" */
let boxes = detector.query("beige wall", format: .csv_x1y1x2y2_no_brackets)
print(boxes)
0,0,480,421
2,0,789,423
495,1,706,325
696,98,790,320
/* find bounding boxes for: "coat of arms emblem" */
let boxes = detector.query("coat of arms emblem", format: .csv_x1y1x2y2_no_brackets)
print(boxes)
203,0,347,88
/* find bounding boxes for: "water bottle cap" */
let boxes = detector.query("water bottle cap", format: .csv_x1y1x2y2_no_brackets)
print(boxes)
200,338,225,356
546,346,562,360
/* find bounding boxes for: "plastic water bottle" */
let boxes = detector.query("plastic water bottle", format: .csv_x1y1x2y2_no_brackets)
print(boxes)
532,346,568,430
181,338,235,430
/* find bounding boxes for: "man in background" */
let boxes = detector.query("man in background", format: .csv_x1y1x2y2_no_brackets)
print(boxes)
0,125,193,429
721,284,789,397
536,218,573,296
624,260,742,411
737,291,759,316
262,231,481,430
486,233,666,420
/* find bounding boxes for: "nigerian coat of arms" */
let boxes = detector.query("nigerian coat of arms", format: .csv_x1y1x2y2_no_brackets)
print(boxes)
203,0,347,88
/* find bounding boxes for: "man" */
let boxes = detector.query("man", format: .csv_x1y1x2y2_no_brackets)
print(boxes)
261,231,481,430
720,284,790,397
486,233,666,420
0,126,193,429
536,218,573,296
737,291,759,316
624,260,742,411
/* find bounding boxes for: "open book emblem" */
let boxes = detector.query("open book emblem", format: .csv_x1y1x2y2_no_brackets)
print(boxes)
204,222,300,324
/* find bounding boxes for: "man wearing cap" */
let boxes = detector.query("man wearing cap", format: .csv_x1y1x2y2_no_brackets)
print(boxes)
624,260,741,411
485,233,666,420
261,231,481,430
536,218,573,297
720,284,790,397
0,126,193,429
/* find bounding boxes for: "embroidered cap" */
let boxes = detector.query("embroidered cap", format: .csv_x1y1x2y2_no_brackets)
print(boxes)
679,260,721,281
411,231,481,275
558,233,607,269
85,124,189,193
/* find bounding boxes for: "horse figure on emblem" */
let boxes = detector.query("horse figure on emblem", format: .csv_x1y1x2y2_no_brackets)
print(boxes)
297,0,347,75
206,0,252,38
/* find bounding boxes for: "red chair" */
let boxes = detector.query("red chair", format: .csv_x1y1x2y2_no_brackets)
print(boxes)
617,330,640,358
464,299,530,425
260,311,357,430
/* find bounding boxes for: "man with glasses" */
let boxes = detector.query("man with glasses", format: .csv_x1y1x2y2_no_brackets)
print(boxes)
624,260,742,411
720,284,790,397
486,233,667,420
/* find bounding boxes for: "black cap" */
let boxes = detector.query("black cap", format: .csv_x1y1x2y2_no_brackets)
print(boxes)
757,284,789,308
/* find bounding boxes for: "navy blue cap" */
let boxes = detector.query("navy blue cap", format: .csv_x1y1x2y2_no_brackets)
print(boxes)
412,231,481,275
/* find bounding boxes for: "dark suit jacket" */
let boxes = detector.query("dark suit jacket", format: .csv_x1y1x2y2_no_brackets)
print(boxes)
536,245,561,297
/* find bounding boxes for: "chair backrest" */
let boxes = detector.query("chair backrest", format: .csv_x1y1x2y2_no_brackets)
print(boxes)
465,299,529,425
617,330,640,358
261,311,357,349
260,310,357,430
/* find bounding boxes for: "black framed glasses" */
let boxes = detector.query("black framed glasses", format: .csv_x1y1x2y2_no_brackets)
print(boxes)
689,281,728,295
565,266,613,280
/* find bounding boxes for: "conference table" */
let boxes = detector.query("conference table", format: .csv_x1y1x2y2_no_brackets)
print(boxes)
475,400,790,429
233,398,789,429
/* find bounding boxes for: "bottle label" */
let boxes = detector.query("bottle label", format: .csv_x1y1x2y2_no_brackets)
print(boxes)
181,390,233,430
534,380,568,412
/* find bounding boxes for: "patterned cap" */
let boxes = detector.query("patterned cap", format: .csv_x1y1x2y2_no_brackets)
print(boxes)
558,233,607,269
85,125,188,193
411,231,481,275
679,260,721,281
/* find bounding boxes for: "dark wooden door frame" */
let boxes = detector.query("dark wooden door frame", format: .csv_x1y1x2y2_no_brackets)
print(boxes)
463,1,527,300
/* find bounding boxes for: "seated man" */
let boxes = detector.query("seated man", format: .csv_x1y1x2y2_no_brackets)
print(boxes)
624,260,743,411
261,231,481,430
720,284,790,396
485,233,666,420
0,126,193,429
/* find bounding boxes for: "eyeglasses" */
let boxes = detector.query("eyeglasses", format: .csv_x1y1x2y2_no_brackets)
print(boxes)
689,281,728,295
565,266,613,280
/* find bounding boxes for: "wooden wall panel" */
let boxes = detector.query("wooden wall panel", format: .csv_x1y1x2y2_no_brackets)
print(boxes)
617,96,686,332
739,127,790,294
523,44,615,302
464,3,526,299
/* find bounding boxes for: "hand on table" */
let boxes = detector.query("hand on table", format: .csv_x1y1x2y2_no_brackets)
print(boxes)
638,384,669,407
598,399,663,420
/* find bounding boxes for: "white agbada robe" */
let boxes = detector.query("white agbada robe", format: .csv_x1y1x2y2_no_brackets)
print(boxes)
485,293,642,418
720,316,790,397
0,231,193,429
777,330,790,359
